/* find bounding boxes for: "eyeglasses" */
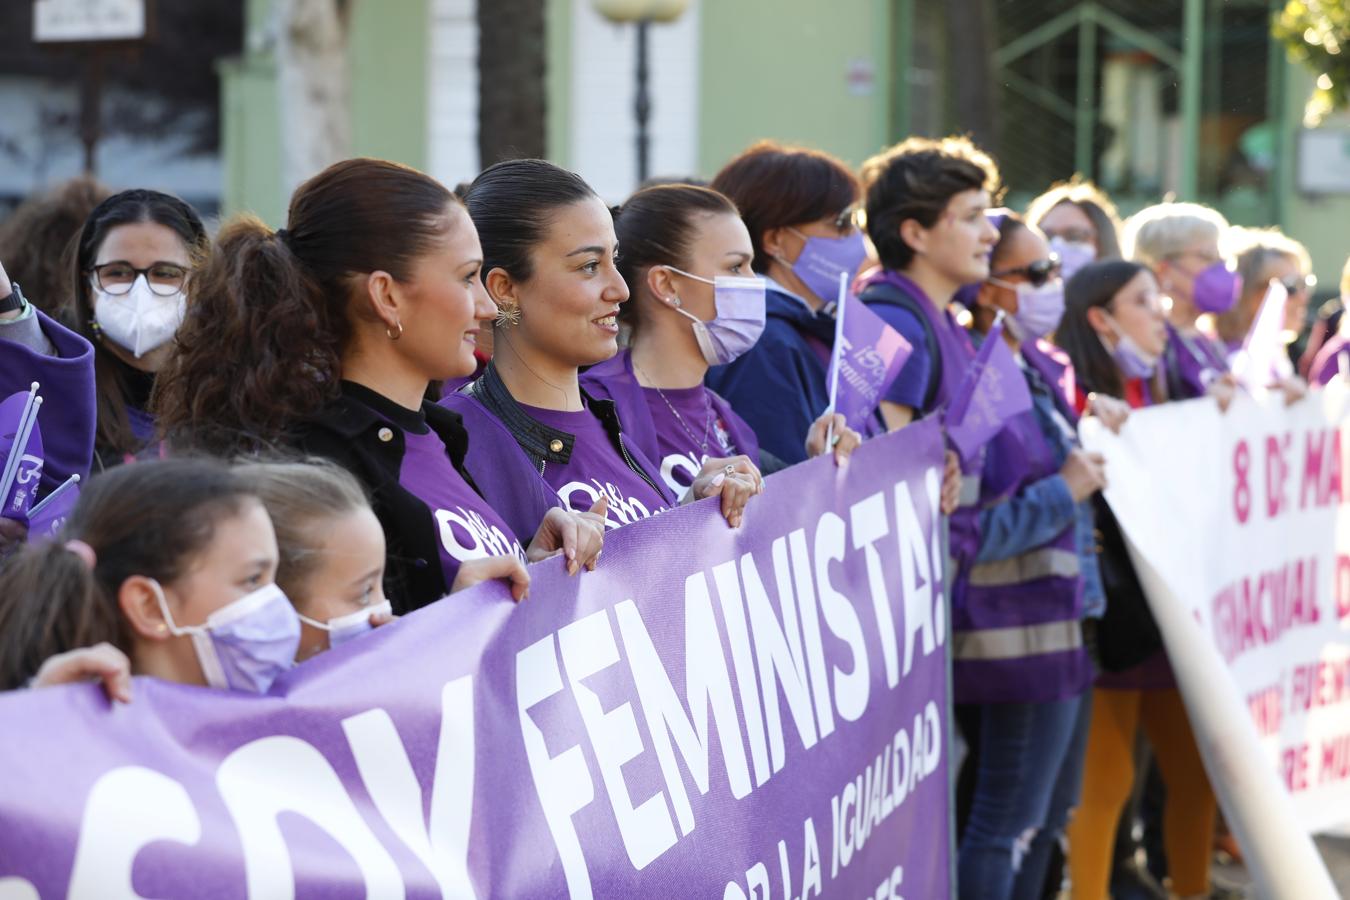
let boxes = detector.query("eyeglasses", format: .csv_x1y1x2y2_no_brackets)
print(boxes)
1278,274,1316,295
990,257,1062,288
1044,227,1095,245
91,262,190,297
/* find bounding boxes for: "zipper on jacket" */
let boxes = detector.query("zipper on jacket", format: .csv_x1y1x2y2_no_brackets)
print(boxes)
617,432,665,500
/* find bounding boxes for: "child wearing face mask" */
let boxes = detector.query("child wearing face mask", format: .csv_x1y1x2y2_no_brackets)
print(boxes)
60,191,207,470
1055,260,1220,900
0,458,300,699
444,159,757,538
582,184,861,503
700,142,869,465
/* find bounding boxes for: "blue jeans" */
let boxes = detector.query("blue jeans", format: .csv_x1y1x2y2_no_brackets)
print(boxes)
957,692,1091,900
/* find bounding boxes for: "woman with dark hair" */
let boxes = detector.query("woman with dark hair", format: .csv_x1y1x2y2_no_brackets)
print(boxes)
1055,260,1220,900
702,141,868,464
944,211,1121,900
444,159,759,538
0,175,111,315
155,158,603,613
582,183,859,496
0,458,296,697
60,189,208,469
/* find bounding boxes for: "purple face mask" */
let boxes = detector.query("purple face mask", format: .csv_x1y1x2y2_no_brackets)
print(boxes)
786,228,868,305
666,268,767,366
155,580,301,693
1048,236,1097,281
1100,315,1159,380
1191,260,1242,314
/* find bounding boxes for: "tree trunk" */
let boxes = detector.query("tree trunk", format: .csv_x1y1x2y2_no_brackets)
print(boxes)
945,0,998,157
275,0,352,195
477,0,547,166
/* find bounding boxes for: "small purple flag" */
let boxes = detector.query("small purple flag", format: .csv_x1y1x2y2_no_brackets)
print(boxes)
826,290,914,433
26,474,80,542
943,319,1033,464
0,385,44,523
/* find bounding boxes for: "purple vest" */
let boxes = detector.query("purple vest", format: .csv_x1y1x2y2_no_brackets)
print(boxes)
0,310,96,493
951,340,1090,704
1163,321,1228,400
581,351,760,467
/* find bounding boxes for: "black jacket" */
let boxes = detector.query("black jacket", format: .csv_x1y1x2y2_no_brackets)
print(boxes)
292,381,477,613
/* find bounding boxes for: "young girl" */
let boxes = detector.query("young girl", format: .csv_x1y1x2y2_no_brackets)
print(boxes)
1056,260,1217,900
0,458,296,698
154,158,603,613
444,159,760,537
64,190,208,469
236,460,531,661
584,183,858,497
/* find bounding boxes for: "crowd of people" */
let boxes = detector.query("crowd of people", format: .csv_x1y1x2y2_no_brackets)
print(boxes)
0,133,1341,900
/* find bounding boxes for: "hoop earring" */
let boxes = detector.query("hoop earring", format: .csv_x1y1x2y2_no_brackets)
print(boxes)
386,321,403,341
495,303,522,328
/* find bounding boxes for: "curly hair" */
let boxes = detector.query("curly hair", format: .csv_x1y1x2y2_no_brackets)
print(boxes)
0,175,111,313
153,158,459,456
861,135,1002,273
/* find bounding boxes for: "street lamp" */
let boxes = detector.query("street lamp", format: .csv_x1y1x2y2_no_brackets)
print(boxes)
592,0,691,185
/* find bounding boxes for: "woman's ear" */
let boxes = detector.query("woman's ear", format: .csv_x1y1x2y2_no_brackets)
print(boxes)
1085,305,1112,338
644,265,680,307
484,268,518,309
899,218,928,258
761,226,793,264
362,270,403,332
974,281,1002,312
119,575,173,641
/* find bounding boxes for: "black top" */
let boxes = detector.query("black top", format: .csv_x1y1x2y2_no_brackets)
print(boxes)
292,380,481,613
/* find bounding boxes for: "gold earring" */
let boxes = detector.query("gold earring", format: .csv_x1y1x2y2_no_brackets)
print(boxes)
495,303,522,328
386,321,403,341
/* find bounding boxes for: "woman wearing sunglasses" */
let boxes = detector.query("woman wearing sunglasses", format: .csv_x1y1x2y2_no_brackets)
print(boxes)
64,190,208,469
947,210,1125,900
1215,227,1314,373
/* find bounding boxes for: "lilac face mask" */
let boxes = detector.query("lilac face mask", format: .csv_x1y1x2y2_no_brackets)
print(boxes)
665,267,767,366
993,278,1065,342
1191,260,1242,314
154,580,300,693
298,599,392,650
785,228,868,306
1048,236,1096,281
1100,315,1159,380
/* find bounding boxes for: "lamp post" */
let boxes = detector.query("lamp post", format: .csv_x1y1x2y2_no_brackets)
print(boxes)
592,0,690,185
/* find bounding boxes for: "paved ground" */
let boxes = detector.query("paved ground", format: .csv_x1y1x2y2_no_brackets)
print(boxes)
1211,835,1350,898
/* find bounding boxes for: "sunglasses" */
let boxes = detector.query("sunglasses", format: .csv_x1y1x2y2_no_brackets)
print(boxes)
990,257,1062,288
1278,274,1316,295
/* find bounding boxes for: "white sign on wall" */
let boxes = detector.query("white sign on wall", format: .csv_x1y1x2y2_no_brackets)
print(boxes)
1297,129,1350,195
33,0,146,43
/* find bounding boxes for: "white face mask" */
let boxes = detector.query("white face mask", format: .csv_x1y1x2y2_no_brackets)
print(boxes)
93,274,186,358
298,599,392,650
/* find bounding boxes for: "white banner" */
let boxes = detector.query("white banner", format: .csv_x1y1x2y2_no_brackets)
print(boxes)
1082,387,1350,897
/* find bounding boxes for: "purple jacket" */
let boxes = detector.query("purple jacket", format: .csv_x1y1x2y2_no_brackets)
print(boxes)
1162,321,1228,400
581,350,761,467
949,342,1091,705
0,310,95,494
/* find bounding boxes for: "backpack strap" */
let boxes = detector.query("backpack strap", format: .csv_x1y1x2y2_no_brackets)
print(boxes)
859,281,943,413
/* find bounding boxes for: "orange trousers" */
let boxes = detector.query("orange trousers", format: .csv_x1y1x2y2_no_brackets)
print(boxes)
1067,687,1216,899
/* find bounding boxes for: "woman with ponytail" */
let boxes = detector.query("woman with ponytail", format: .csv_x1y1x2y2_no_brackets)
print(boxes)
443,159,761,538
154,158,603,613
0,458,296,698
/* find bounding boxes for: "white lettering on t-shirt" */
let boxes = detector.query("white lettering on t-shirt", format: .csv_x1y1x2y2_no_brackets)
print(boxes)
435,506,524,562
557,480,656,529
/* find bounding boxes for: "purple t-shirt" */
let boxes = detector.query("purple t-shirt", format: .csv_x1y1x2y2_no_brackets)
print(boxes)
642,384,741,495
398,426,525,588
520,402,671,529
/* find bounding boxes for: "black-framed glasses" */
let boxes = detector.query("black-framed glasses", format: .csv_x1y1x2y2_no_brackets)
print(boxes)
90,261,190,297
991,257,1062,287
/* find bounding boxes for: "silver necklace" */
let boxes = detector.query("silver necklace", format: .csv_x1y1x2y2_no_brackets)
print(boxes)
634,361,715,456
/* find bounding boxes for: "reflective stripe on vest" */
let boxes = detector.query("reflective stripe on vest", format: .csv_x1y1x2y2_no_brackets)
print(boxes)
967,547,1080,588
952,618,1083,661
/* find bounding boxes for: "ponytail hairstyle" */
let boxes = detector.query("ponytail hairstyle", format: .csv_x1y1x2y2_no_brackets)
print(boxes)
0,458,256,690
64,189,208,458
1056,259,1150,400
153,158,460,456
463,158,598,285
612,184,739,334
232,459,371,609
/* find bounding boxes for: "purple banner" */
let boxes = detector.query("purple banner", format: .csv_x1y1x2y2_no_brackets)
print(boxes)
0,421,951,899
827,293,913,434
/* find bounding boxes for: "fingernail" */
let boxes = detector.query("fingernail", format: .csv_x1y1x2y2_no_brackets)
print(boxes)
712,473,726,487
567,548,576,560
568,560,578,576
